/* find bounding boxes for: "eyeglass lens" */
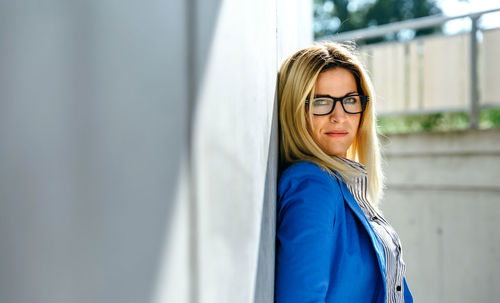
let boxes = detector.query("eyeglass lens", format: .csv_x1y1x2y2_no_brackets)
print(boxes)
310,96,362,114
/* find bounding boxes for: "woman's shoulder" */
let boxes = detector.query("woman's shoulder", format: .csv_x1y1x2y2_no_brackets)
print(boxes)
280,160,333,182
277,160,344,220
281,160,327,177
278,161,340,197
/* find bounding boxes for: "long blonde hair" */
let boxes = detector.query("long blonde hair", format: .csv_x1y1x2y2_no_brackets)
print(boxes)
278,41,384,207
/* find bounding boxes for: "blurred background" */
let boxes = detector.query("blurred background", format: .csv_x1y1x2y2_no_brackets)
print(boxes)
0,0,498,303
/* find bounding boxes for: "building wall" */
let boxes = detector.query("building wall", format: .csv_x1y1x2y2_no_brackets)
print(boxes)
0,1,312,303
381,128,500,303
360,29,500,115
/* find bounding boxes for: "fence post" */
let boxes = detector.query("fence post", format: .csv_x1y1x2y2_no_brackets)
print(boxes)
469,15,480,129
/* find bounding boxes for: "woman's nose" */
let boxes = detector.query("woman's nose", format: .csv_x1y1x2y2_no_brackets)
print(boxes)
330,101,346,122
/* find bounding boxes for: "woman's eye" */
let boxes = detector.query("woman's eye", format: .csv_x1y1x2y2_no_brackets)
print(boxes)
313,99,330,106
343,96,358,104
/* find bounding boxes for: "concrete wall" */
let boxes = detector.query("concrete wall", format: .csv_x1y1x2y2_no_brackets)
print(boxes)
0,1,312,303
482,27,500,106
380,128,500,303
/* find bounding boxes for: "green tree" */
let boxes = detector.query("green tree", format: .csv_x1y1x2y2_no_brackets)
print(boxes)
314,0,442,43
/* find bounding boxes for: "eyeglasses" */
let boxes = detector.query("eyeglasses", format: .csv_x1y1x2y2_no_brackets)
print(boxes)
305,94,369,115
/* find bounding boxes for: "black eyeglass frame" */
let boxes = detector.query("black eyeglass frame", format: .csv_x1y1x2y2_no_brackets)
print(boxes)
305,94,370,115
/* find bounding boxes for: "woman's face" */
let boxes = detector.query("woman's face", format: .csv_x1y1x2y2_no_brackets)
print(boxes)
306,68,361,158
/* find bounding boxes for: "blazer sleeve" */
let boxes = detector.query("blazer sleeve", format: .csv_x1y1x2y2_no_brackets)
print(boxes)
275,164,343,303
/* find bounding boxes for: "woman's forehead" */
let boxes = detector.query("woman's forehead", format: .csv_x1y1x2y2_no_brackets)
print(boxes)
315,68,357,96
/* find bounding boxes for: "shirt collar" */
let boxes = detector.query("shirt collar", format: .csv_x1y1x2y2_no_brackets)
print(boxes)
334,156,367,175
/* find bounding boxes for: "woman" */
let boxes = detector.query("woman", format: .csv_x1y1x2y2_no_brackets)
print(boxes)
275,41,413,303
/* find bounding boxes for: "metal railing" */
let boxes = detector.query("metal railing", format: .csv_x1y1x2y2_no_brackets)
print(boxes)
322,8,500,128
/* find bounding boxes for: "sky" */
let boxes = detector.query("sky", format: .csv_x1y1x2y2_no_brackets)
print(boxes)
439,0,500,34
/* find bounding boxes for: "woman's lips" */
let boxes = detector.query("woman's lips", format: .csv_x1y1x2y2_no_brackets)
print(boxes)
325,130,348,137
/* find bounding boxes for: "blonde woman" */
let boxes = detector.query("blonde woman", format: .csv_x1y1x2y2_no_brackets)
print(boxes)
275,42,413,303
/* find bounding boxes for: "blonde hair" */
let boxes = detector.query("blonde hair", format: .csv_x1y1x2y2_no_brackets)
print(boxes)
278,41,384,207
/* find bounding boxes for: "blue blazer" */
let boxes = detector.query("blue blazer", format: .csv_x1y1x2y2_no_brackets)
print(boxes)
275,161,413,302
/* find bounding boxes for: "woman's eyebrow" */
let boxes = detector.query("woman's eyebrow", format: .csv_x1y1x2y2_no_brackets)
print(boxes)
314,91,358,98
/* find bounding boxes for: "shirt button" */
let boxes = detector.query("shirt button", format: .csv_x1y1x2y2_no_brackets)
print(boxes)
396,285,401,291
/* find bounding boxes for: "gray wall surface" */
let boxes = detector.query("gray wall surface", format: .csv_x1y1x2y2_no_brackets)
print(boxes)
0,2,189,303
0,1,312,303
381,128,500,303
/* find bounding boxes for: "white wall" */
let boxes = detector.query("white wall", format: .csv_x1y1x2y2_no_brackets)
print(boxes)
180,1,312,302
380,128,500,303
0,1,312,303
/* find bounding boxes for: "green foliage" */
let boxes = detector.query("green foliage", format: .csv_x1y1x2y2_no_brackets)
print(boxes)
480,108,500,128
377,109,500,135
314,0,442,43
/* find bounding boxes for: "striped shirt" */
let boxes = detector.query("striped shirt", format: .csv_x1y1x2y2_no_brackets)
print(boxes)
337,156,407,303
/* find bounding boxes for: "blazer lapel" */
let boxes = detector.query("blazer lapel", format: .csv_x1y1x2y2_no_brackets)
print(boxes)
334,174,387,283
